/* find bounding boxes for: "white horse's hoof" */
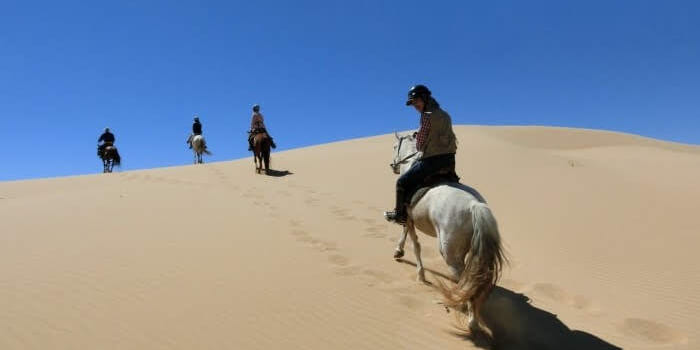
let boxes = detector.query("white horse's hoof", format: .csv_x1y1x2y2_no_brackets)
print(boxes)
393,249,404,259
417,271,427,283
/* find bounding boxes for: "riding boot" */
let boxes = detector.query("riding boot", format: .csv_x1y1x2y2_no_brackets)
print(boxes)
270,137,277,149
384,188,408,225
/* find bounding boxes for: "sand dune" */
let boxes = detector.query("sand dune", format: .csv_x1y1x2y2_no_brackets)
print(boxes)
1,126,698,349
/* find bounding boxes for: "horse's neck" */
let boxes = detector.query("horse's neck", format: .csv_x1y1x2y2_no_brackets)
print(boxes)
400,159,416,174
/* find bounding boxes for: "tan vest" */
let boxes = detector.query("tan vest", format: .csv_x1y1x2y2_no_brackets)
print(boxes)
421,107,457,159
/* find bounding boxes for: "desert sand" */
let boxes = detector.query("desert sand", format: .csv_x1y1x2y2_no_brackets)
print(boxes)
1,126,698,349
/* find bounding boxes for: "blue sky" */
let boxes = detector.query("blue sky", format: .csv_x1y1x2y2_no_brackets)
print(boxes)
1,1,698,181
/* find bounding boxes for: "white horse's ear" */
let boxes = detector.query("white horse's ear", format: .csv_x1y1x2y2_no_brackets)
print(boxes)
394,131,400,140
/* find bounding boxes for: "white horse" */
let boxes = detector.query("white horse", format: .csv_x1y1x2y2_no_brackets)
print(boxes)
389,132,506,335
191,134,211,164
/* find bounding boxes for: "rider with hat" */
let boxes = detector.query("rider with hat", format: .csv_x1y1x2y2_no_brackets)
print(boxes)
248,104,277,151
188,116,203,149
384,85,458,224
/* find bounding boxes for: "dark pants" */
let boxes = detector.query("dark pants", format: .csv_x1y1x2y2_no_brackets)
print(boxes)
396,153,456,208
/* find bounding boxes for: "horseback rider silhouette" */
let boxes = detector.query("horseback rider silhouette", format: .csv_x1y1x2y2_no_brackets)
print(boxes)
97,127,115,157
248,104,277,151
384,85,459,225
187,116,203,149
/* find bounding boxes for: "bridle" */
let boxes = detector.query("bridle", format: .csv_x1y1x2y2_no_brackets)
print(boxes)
390,136,418,172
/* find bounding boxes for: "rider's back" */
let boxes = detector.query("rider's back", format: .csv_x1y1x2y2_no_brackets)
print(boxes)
421,106,457,159
99,132,115,143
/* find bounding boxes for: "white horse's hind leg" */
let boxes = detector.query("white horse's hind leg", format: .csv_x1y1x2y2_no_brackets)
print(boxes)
407,223,426,282
394,226,408,259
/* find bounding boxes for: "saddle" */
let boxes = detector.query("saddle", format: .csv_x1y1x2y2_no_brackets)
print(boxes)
408,168,460,207
98,142,114,157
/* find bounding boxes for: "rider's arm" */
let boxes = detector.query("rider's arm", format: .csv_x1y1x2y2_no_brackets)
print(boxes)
416,114,431,151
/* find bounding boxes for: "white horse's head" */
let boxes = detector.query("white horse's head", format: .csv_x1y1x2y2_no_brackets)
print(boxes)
390,131,419,175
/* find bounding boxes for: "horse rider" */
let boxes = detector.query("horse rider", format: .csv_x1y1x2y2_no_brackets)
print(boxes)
384,85,458,225
97,127,115,157
187,116,203,149
248,104,277,151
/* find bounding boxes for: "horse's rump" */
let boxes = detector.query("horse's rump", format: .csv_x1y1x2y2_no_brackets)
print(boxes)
192,135,211,155
103,146,121,166
253,132,270,147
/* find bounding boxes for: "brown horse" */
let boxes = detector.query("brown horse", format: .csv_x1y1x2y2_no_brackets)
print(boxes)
101,145,121,173
252,132,271,174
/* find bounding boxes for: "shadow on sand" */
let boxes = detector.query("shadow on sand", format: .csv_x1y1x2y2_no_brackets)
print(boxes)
264,169,293,177
396,259,621,350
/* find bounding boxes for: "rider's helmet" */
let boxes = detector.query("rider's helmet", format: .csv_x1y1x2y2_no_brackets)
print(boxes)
194,116,199,122
252,104,260,112
405,84,431,106
104,127,110,133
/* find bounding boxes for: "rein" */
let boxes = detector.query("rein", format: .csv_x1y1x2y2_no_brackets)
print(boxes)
391,137,419,169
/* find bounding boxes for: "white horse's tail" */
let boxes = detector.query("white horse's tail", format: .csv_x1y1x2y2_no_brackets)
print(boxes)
441,202,506,320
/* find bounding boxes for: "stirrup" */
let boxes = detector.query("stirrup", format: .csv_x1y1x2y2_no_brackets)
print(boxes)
384,210,407,224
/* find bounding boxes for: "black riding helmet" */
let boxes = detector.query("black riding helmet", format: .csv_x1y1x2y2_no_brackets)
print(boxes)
405,84,431,106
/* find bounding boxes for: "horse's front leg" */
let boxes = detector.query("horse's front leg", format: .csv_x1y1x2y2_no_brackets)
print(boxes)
406,222,426,283
394,225,408,259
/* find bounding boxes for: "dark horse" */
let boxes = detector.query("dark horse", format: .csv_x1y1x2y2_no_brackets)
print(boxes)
252,131,271,174
100,145,121,173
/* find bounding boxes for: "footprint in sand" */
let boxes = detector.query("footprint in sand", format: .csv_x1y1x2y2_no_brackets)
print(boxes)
309,240,337,252
334,265,363,277
330,206,359,222
296,235,314,243
618,318,687,345
362,269,394,284
289,220,302,227
363,232,387,239
568,159,583,167
362,225,387,238
330,206,347,214
328,254,350,266
290,229,308,237
396,295,423,310
210,170,229,183
304,197,320,207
